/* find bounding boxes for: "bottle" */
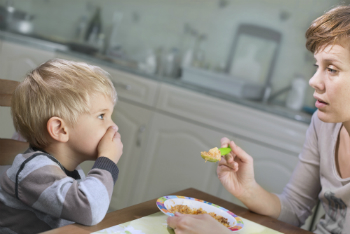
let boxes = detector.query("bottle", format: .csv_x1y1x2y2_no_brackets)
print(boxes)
163,48,181,78
85,7,102,45
285,74,307,111
74,16,88,43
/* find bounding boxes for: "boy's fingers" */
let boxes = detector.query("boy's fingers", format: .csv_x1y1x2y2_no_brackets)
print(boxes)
104,126,118,139
113,131,121,139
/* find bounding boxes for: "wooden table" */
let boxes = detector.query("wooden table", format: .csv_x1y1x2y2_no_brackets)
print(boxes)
42,188,313,234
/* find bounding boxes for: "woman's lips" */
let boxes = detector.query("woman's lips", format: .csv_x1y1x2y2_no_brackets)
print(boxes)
315,99,328,108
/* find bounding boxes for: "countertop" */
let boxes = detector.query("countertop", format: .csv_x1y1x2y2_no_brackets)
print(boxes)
0,30,312,124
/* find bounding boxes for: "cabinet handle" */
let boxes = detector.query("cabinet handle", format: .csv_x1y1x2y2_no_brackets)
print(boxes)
113,81,132,90
136,125,146,147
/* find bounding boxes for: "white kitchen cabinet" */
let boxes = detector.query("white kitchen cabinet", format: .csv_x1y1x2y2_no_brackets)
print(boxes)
131,112,232,205
0,40,55,82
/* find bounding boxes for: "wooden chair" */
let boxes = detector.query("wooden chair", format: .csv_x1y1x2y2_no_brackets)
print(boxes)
0,79,29,166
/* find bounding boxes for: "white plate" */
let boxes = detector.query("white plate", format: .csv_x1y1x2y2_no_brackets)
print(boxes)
156,195,244,231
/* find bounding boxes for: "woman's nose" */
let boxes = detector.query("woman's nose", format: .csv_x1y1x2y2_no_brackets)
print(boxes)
309,70,324,92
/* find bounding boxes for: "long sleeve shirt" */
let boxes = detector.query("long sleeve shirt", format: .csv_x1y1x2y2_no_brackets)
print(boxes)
0,148,119,234
277,111,350,234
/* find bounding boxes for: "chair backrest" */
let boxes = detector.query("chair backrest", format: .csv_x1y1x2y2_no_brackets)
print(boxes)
0,79,29,165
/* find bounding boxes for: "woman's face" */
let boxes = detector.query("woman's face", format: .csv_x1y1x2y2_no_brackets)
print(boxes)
309,43,350,124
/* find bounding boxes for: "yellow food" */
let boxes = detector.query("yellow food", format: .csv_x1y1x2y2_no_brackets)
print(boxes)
169,205,230,227
201,147,221,162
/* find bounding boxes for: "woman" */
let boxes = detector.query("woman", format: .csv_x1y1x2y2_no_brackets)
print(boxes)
168,5,350,234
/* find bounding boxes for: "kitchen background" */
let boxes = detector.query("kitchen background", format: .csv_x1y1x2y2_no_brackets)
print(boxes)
1,0,348,108
1,0,348,231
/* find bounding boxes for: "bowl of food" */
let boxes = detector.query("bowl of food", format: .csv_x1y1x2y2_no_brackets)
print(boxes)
156,195,244,231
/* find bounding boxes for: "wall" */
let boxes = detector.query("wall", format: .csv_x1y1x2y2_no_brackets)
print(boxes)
1,0,348,107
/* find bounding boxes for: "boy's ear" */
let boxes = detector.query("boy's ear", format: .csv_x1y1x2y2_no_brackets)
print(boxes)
47,117,69,143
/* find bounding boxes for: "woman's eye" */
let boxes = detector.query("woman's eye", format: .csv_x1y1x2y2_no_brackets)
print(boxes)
98,114,105,120
327,67,338,74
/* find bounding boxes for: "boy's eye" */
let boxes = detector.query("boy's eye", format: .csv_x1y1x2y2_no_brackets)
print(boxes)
98,114,105,120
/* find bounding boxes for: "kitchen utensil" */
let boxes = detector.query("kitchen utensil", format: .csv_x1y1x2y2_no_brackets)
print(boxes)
219,146,231,155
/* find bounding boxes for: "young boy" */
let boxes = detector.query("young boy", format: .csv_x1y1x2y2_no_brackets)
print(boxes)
0,59,123,234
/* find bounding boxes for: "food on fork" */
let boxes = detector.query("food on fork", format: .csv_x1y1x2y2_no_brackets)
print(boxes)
201,147,221,162
169,204,231,227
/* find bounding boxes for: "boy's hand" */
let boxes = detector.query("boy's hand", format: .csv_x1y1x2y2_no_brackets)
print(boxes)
97,126,123,164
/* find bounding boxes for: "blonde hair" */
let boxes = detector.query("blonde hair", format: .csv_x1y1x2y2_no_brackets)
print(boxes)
306,5,350,53
11,58,117,149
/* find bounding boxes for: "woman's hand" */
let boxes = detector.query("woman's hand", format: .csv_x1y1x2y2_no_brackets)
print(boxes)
217,137,256,200
167,212,231,234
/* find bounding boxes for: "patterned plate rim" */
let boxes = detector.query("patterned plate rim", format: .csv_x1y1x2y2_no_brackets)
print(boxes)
156,195,244,231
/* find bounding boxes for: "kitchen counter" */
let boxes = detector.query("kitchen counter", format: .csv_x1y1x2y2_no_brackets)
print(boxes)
0,30,312,124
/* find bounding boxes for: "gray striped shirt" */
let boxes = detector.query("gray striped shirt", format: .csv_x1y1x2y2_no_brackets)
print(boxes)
0,148,119,234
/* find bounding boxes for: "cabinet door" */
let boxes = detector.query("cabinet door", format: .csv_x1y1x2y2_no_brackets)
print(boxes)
0,41,55,81
79,100,153,211
131,112,232,205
